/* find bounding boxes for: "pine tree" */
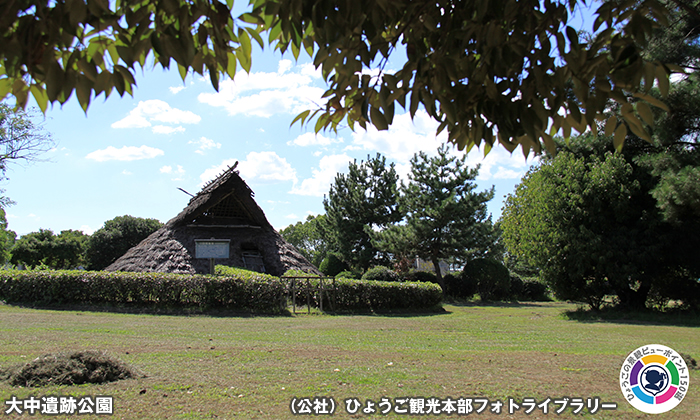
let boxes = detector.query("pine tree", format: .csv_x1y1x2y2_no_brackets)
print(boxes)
323,154,401,272
374,145,495,288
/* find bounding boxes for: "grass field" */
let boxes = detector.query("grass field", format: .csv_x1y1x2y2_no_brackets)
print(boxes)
0,301,697,419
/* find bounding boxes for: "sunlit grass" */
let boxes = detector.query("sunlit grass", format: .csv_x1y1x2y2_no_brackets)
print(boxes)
0,302,697,419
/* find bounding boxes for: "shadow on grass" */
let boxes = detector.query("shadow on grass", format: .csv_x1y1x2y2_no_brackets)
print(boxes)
444,298,556,309
0,301,450,318
1,301,294,318
563,306,700,327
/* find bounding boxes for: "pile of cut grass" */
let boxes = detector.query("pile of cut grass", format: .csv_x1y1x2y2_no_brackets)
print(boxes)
0,350,137,387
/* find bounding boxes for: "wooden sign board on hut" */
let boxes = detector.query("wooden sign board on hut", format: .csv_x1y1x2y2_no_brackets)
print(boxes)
195,239,230,259
195,239,230,274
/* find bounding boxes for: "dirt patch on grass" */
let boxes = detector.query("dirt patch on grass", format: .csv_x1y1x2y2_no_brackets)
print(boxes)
0,350,139,387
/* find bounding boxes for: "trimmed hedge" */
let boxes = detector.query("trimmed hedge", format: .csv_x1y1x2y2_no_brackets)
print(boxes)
362,266,400,282
400,269,438,284
0,269,285,313
288,276,443,311
0,268,443,313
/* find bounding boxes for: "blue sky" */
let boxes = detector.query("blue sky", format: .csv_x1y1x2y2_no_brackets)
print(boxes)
4,50,537,237
2,1,603,238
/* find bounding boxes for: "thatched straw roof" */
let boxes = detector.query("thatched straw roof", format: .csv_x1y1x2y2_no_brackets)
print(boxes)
105,164,321,276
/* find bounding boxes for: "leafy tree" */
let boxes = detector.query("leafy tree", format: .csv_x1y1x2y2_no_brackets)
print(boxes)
10,229,53,268
0,103,55,206
323,154,401,271
0,208,15,264
0,0,677,153
279,214,329,267
54,229,89,268
10,228,87,269
500,134,700,310
85,215,162,270
373,145,495,289
501,3,700,310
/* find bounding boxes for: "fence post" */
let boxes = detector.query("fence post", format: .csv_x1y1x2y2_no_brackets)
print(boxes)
320,277,324,313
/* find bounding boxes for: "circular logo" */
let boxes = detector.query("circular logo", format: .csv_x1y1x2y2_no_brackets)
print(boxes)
619,344,689,414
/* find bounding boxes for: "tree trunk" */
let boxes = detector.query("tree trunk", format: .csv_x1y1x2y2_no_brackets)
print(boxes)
432,256,445,293
617,278,652,310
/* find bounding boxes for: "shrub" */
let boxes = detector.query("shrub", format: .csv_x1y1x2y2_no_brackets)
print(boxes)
0,269,286,313
289,277,443,311
335,270,359,279
443,272,476,299
318,252,348,277
522,280,550,301
280,269,319,278
509,274,525,300
401,269,438,284
647,271,700,310
463,259,511,301
362,266,399,282
0,268,442,313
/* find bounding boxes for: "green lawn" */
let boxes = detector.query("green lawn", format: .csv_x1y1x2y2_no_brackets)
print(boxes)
0,302,698,419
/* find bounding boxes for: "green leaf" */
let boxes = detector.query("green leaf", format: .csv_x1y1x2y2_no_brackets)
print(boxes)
604,115,617,137
208,65,219,91
75,76,91,113
291,110,311,127
314,113,328,133
636,102,653,126
623,114,651,142
94,70,112,96
178,64,187,81
226,52,237,79
370,106,388,130
656,65,669,97
0,78,12,101
613,123,627,151
245,27,265,49
633,92,669,112
237,48,251,73
30,85,48,113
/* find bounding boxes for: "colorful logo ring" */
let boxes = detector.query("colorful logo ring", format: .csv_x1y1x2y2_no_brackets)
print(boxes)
619,344,689,414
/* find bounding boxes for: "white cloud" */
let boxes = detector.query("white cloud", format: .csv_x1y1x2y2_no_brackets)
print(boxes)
349,109,536,181
198,59,325,118
169,86,185,94
189,136,222,155
238,152,297,183
111,99,201,133
80,225,95,235
86,145,164,162
160,165,185,180
171,165,186,181
200,152,297,186
287,132,341,147
469,146,535,181
290,154,353,197
284,213,299,219
493,168,525,180
348,111,445,163
122,170,133,175
153,125,186,134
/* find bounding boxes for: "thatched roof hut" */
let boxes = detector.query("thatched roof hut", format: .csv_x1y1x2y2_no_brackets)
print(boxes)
105,164,321,276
